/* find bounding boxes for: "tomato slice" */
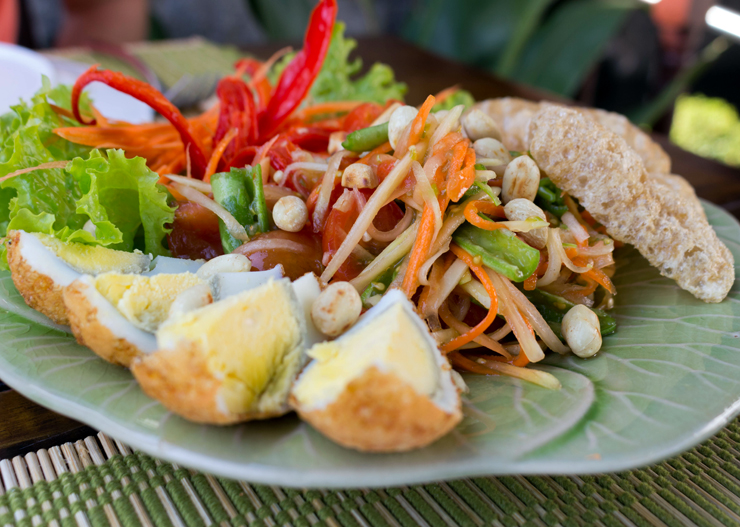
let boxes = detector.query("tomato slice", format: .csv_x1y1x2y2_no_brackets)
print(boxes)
235,229,323,280
343,102,383,132
167,202,224,260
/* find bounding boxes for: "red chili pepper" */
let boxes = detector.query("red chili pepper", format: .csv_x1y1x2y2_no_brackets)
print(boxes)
257,0,337,141
234,58,272,111
213,77,258,171
70,65,209,179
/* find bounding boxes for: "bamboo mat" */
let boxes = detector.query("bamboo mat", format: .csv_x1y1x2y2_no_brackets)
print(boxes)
4,424,740,527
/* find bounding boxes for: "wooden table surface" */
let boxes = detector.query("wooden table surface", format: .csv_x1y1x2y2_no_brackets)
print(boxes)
2,37,740,460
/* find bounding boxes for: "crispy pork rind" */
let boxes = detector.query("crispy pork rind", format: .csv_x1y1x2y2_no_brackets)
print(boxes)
471,98,671,174
528,105,734,303
472,98,539,152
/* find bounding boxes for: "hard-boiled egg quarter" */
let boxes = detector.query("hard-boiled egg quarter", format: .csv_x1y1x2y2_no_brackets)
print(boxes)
290,290,463,452
132,275,321,424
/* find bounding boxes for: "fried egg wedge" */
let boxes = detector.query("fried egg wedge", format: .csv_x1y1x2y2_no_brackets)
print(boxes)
6,230,151,325
62,253,283,367
131,275,321,424
290,290,463,452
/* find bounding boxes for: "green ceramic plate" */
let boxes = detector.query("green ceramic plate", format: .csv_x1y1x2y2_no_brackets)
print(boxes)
0,201,738,488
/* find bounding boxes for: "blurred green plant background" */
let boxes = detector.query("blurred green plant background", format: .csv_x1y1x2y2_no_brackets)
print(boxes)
243,0,735,166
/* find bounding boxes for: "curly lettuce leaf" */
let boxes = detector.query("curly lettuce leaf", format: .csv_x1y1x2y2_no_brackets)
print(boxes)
67,149,175,256
271,22,407,105
0,78,92,239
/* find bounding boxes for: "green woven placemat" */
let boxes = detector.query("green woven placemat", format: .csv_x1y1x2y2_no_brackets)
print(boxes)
3,422,740,527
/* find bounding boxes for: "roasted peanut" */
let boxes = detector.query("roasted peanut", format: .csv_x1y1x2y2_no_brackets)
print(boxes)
273,196,309,233
504,199,547,249
502,155,540,203
341,163,379,189
388,105,419,149
168,284,213,319
473,137,511,164
462,109,503,142
196,254,252,279
311,282,362,337
562,304,602,358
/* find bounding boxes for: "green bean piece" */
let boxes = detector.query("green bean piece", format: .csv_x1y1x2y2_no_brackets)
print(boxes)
453,223,540,282
535,177,569,218
211,169,252,253
521,288,617,338
341,122,389,152
241,165,270,235
360,261,400,307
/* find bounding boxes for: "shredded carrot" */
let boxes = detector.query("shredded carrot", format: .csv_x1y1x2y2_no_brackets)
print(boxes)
395,95,435,158
512,314,534,366
583,267,616,294
433,85,460,105
358,141,393,164
204,128,237,182
512,353,530,367
441,245,498,352
464,200,506,230
448,352,500,375
432,132,465,156
439,302,510,358
566,249,617,295
445,142,470,201
292,101,364,122
402,205,436,297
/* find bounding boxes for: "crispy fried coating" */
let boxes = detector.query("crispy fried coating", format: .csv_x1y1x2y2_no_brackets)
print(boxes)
291,367,462,452
63,279,145,367
472,98,671,174
529,105,733,303
132,342,290,424
6,230,69,325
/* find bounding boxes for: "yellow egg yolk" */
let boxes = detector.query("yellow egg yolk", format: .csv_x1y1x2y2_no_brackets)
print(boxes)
293,302,439,409
157,279,302,415
36,233,149,274
95,272,206,332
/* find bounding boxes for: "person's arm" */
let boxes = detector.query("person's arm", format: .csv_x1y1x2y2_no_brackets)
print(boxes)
56,0,148,47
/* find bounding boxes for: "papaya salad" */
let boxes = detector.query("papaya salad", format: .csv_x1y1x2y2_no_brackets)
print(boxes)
0,0,618,396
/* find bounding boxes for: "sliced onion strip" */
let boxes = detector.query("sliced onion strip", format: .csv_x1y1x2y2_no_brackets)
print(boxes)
312,151,348,231
427,104,465,158
171,182,249,242
486,270,545,362
490,269,570,355
538,228,562,287
164,173,212,193
561,212,590,245
349,219,418,292
237,239,309,255
368,205,414,242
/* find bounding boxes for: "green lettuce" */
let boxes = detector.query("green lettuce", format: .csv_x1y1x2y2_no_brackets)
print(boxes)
0,82,174,262
0,79,92,240
271,22,407,104
66,149,175,256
